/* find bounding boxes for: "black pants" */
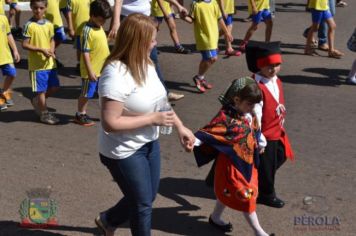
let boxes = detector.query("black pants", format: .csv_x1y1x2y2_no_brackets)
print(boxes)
258,140,286,198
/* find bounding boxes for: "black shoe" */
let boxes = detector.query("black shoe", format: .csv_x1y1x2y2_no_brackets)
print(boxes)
208,216,233,232
257,196,285,208
270,234,275,236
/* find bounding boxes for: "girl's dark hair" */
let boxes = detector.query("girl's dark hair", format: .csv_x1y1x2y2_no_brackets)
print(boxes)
90,0,113,19
30,0,47,6
236,82,262,104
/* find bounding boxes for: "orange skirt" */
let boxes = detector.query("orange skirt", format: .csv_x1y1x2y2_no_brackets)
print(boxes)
214,153,258,213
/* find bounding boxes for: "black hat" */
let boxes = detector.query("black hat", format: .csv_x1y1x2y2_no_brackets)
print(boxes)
245,41,282,73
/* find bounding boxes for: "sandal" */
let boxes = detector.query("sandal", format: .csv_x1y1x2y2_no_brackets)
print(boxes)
225,50,242,57
328,50,344,59
304,47,319,56
318,44,329,51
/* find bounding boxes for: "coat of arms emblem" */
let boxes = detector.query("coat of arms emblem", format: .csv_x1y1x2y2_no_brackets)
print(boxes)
19,188,58,228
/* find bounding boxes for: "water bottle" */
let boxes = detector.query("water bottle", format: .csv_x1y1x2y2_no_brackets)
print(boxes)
159,99,173,135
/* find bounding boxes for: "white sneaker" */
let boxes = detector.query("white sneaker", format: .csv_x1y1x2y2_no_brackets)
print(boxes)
347,76,356,85
40,111,59,125
168,92,184,101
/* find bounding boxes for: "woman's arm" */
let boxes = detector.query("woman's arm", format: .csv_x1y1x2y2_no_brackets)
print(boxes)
108,0,123,39
100,97,175,132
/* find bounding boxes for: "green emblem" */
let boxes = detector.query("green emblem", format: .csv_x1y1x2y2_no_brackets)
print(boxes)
19,188,58,228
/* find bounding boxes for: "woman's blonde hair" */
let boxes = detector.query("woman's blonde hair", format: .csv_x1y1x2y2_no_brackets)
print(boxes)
104,13,156,85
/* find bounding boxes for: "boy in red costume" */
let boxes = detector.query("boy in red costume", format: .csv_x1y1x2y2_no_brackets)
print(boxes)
246,41,294,208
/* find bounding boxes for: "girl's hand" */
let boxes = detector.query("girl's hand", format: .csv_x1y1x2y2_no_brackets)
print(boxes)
152,111,175,126
177,126,195,152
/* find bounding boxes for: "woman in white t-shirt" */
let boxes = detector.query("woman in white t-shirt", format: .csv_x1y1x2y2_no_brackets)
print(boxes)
95,14,195,236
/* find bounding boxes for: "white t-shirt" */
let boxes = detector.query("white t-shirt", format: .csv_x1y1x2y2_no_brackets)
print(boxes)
121,0,151,16
98,60,166,159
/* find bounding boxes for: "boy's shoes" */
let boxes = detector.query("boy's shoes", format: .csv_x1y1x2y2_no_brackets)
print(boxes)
193,76,213,93
40,111,60,125
336,0,347,7
31,96,41,115
328,50,344,59
168,92,184,101
176,46,191,54
1,91,14,107
257,195,285,208
346,77,356,85
0,97,8,111
95,215,115,236
74,113,95,127
208,216,233,232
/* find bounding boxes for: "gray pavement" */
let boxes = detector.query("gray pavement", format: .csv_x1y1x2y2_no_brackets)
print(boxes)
0,0,355,235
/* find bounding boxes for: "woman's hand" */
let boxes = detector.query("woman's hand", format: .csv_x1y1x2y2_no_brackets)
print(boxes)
177,126,195,152
152,111,175,127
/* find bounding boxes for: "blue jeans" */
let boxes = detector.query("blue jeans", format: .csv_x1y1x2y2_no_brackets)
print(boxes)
99,140,161,236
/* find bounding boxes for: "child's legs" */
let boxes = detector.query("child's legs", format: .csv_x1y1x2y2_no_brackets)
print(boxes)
31,69,60,111
211,199,228,225
1,64,16,91
224,16,234,51
264,19,273,42
78,79,97,113
325,17,336,52
306,23,319,48
198,50,218,76
14,7,21,28
243,211,268,236
8,8,16,26
243,22,259,42
165,15,180,46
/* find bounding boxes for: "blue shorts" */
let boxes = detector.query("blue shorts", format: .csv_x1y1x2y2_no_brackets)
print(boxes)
9,3,17,9
81,79,98,98
30,69,60,93
154,13,174,23
0,64,16,77
224,14,234,26
54,27,66,43
252,9,272,24
74,35,81,49
200,49,218,61
311,9,332,24
60,7,69,15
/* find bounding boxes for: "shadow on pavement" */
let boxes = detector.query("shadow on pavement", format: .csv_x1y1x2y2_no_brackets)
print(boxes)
157,44,196,54
165,80,203,94
14,86,82,100
0,220,99,236
0,110,72,125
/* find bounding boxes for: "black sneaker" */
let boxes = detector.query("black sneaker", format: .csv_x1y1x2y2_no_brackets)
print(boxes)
176,46,191,54
74,113,95,127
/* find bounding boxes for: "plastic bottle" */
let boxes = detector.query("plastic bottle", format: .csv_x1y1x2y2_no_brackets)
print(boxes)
159,99,173,135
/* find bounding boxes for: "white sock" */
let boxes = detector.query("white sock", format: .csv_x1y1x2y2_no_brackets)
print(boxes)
211,199,228,225
243,211,269,236
197,75,205,80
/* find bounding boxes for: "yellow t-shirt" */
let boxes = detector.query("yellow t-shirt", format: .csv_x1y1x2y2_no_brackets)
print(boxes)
59,0,67,9
151,0,172,17
223,0,235,15
248,0,269,15
46,0,63,28
23,19,56,71
190,0,222,51
80,23,109,78
67,0,91,36
7,0,18,4
0,0,5,15
308,0,329,11
0,15,13,66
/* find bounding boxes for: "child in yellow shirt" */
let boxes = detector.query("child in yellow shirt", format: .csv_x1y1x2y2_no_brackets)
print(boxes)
183,0,232,93
75,0,112,126
0,14,20,110
22,0,60,125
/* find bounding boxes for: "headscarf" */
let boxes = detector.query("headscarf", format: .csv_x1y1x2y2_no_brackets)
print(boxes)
218,77,256,107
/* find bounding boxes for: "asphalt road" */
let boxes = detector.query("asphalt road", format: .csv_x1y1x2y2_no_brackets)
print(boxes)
0,0,355,235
